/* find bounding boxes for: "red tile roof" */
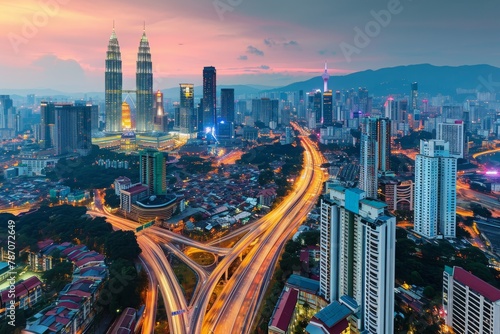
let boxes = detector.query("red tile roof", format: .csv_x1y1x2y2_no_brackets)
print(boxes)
454,267,500,302
21,276,42,291
125,184,148,195
269,288,298,331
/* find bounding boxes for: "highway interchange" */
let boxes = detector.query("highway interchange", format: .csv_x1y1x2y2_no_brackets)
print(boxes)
87,125,327,334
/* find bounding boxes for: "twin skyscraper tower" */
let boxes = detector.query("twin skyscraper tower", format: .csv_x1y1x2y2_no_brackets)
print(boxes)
105,25,154,133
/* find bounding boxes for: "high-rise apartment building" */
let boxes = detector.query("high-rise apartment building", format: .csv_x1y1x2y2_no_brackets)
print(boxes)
40,102,92,156
437,121,464,159
105,28,123,133
179,84,195,134
360,117,379,199
202,66,216,132
139,149,166,195
136,28,153,133
443,266,500,334
359,117,391,199
320,186,395,333
414,140,457,238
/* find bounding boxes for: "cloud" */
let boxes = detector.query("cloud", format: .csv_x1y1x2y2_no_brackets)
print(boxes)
284,40,299,47
247,45,264,56
238,55,248,61
264,38,276,47
264,38,299,49
30,55,88,91
260,65,270,70
318,49,336,56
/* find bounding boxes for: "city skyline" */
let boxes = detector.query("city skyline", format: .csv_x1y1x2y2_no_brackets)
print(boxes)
1,0,500,92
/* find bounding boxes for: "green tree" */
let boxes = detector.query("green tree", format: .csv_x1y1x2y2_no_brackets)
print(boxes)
104,188,120,208
43,261,74,291
423,286,436,299
105,230,141,261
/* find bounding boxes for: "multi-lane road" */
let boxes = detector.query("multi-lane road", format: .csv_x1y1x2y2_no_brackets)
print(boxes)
202,135,326,333
86,124,326,334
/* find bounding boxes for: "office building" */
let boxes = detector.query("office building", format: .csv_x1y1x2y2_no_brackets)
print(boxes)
323,90,333,126
153,90,164,132
443,266,500,334
121,102,131,129
217,121,234,140
105,27,123,133
139,149,167,195
414,140,456,238
320,186,395,333
411,82,418,111
0,95,15,130
221,88,235,123
136,28,154,132
179,84,195,134
251,98,278,127
437,121,464,159
202,66,216,132
308,90,322,126
40,102,92,156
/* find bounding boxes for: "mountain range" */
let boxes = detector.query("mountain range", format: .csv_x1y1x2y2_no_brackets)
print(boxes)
3,64,500,102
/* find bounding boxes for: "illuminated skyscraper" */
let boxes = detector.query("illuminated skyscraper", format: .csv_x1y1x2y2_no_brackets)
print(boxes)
322,62,330,93
105,26,122,133
179,84,195,134
153,90,164,132
322,90,333,125
202,66,216,132
122,102,131,129
136,26,153,132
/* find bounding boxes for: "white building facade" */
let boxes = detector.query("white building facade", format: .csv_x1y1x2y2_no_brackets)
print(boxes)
414,140,456,238
319,186,395,333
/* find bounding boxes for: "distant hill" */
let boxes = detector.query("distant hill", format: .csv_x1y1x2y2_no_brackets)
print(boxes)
271,64,500,98
3,64,500,102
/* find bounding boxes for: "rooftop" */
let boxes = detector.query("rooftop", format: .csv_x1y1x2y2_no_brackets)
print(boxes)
124,184,148,195
360,198,387,209
313,301,352,328
286,274,319,294
135,194,177,208
453,266,500,302
269,288,298,331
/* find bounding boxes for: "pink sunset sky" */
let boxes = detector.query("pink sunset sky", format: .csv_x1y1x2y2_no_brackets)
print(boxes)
1,0,499,92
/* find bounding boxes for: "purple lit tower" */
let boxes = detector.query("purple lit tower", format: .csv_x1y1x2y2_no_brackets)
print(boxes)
322,62,330,92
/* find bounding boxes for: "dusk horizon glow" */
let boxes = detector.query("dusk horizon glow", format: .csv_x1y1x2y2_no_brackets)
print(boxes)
1,0,499,92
